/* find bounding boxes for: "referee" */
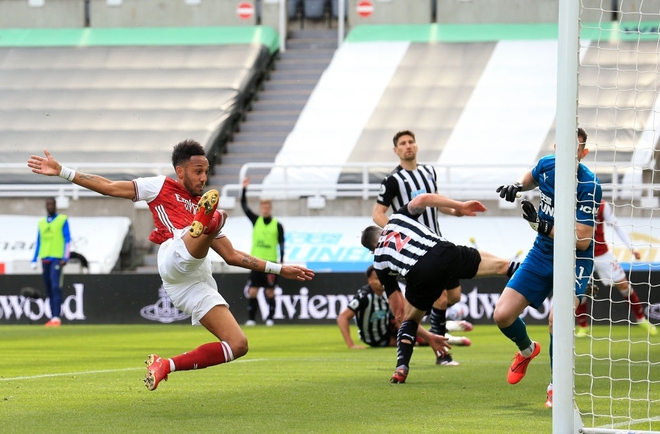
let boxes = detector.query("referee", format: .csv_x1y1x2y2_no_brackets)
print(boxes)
337,265,396,349
372,129,463,366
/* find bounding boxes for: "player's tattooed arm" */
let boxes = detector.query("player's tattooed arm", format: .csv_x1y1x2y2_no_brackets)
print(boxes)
238,252,262,271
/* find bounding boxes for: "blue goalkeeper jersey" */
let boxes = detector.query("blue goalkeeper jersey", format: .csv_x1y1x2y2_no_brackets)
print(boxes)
530,155,602,257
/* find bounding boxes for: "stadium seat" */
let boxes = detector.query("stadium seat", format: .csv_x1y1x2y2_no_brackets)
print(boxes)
331,0,347,19
303,0,327,20
289,0,302,19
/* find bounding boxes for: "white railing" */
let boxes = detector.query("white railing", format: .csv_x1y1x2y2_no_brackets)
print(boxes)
217,162,657,208
1,161,657,209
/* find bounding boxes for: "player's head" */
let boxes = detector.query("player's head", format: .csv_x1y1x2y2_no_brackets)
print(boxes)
553,128,589,162
260,199,272,218
361,226,382,252
577,127,589,162
45,197,56,217
392,130,418,163
171,139,210,197
392,130,416,146
365,265,384,294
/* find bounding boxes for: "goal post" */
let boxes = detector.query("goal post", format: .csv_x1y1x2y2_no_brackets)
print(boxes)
555,0,580,433
556,1,660,433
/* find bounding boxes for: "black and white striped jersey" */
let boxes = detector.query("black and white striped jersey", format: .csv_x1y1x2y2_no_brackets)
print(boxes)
347,284,393,346
373,205,443,278
376,164,442,236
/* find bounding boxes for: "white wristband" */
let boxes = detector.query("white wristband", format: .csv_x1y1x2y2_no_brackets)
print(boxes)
58,166,76,182
264,261,282,275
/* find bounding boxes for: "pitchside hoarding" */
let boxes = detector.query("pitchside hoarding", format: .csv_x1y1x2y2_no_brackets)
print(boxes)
0,272,657,326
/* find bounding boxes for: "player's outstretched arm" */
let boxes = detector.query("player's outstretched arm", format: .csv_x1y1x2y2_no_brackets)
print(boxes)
372,202,390,228
280,264,315,281
212,237,314,281
496,170,535,202
27,149,136,199
408,193,486,217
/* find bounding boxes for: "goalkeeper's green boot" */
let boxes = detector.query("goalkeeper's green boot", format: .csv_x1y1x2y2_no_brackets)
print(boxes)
637,319,658,336
575,326,590,338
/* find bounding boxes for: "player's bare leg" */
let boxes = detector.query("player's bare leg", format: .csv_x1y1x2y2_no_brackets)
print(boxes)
184,209,227,259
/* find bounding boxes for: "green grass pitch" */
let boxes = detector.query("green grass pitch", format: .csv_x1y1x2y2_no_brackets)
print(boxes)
1,324,657,433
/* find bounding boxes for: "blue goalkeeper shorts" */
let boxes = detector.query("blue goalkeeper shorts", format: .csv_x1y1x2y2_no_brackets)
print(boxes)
507,245,593,309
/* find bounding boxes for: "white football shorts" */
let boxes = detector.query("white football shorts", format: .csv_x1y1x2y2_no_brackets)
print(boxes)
593,250,627,287
157,228,228,325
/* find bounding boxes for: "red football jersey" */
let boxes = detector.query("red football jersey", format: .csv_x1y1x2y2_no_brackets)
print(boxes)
593,200,608,256
133,175,199,244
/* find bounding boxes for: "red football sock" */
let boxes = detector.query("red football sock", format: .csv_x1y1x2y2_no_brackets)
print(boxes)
170,341,234,372
624,291,646,321
575,301,589,328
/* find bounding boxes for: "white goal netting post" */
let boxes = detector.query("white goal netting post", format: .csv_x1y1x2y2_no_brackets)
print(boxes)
556,1,660,433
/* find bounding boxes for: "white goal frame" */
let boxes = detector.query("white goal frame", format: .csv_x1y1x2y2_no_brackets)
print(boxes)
556,1,660,433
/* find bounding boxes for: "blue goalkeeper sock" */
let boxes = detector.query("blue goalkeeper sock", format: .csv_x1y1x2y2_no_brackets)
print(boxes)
499,317,533,354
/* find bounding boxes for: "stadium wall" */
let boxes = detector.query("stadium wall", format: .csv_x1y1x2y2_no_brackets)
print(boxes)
1,271,658,326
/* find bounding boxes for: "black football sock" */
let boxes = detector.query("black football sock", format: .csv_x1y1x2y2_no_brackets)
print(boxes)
429,307,447,336
247,298,258,321
396,320,419,369
266,296,276,320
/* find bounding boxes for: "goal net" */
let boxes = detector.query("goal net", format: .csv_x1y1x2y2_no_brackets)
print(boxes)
571,1,660,432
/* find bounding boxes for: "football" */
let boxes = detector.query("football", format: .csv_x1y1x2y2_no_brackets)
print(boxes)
447,303,469,321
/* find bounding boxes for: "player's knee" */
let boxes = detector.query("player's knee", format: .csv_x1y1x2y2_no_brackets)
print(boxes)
229,336,249,359
492,307,510,328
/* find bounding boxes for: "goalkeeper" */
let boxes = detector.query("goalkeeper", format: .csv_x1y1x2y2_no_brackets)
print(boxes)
494,127,602,408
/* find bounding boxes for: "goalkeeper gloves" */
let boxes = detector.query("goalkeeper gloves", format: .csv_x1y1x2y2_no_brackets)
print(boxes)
496,182,522,202
521,200,553,236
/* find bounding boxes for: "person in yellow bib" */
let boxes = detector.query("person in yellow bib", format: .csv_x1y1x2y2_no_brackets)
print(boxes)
241,176,285,326
31,197,71,327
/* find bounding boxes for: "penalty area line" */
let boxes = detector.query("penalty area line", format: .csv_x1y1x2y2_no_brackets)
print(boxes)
0,358,268,381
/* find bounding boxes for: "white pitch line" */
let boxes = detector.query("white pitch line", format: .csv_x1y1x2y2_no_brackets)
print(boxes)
0,358,269,382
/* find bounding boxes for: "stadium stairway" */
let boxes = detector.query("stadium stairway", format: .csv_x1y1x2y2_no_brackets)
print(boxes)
208,29,338,189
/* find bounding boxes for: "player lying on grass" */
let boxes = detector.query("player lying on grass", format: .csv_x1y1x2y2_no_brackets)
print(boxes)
27,140,314,391
361,192,520,383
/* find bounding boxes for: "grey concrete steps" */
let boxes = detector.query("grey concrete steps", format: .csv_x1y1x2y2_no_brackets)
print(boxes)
250,101,307,111
221,153,278,165
231,133,289,144
275,60,330,71
286,39,338,50
262,80,318,91
245,111,300,122
254,90,312,101
269,70,324,81
239,122,295,133
278,49,335,60
209,29,338,192
224,142,284,154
